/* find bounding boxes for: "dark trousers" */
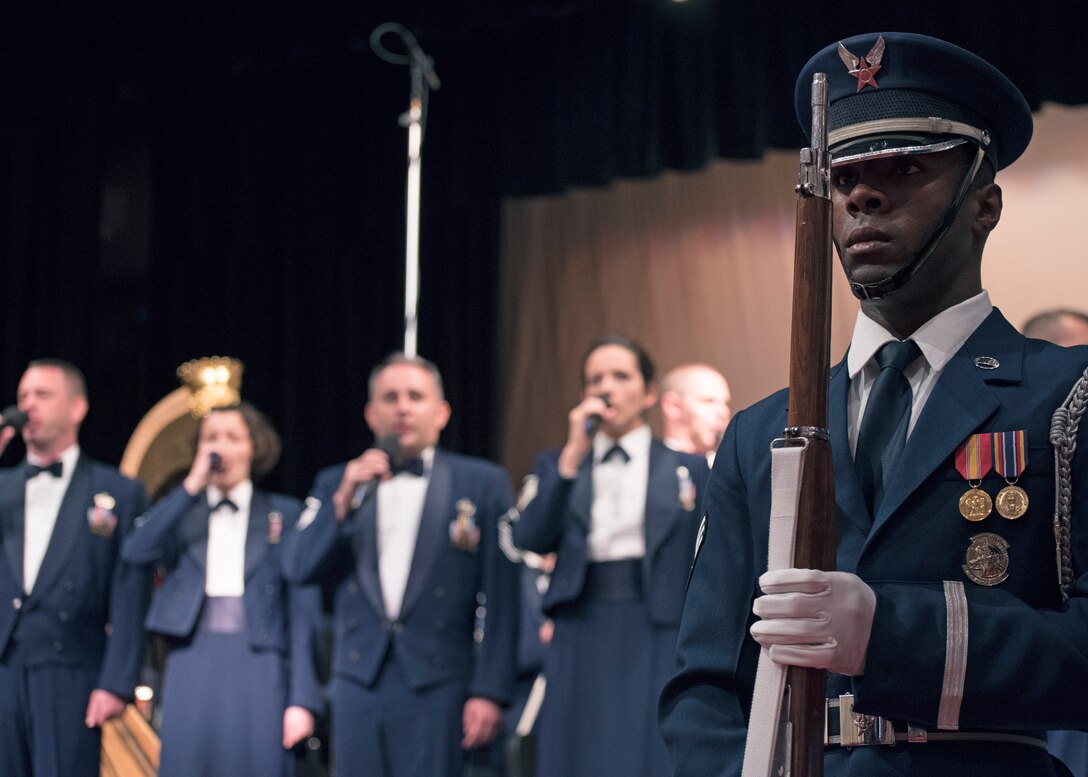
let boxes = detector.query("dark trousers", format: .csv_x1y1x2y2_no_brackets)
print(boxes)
0,642,101,777
330,655,468,777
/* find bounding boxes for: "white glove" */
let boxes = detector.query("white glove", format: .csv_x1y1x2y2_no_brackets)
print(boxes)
750,568,876,676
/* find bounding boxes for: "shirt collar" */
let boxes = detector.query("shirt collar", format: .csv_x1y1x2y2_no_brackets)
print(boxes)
207,479,254,513
593,424,651,462
27,444,80,471
848,290,993,378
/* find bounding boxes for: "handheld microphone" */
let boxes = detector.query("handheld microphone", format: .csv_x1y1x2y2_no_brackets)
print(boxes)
0,405,28,433
583,394,612,438
350,435,402,511
209,452,224,473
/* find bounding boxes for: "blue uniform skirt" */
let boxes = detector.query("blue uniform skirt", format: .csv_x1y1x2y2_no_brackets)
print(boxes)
536,560,678,777
157,597,292,777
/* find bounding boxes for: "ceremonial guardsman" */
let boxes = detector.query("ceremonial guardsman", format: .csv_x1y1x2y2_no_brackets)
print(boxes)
121,402,322,777
660,33,1088,777
282,353,519,777
0,359,150,777
514,334,709,777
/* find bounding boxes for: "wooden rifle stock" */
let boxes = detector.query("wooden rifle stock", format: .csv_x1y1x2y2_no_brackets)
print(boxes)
785,73,836,777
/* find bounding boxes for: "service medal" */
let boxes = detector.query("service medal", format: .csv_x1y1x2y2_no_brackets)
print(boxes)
267,511,283,544
963,532,1010,587
993,430,1029,519
676,465,696,512
954,434,993,522
87,492,118,537
450,498,480,551
958,488,992,521
995,485,1029,520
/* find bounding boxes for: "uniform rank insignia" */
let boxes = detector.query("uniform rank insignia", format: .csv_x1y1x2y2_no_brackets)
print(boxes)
88,492,118,537
450,498,480,552
267,511,283,544
676,466,696,512
993,430,1029,519
963,532,1010,587
955,434,992,521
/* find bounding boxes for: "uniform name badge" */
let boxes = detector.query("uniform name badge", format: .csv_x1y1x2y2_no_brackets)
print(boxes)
450,498,480,552
993,429,1029,520
87,492,118,537
954,434,992,521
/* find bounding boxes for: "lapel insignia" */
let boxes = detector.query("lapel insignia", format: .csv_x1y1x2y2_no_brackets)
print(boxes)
973,356,1000,370
676,466,696,512
963,532,1009,587
267,511,283,544
87,492,118,537
838,35,885,91
449,498,480,552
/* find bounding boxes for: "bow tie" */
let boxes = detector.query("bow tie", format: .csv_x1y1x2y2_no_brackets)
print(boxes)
391,458,425,478
211,497,239,513
26,461,63,479
601,444,631,464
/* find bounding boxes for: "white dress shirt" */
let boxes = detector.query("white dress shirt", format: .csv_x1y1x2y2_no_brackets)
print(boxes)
377,447,434,620
847,290,993,455
23,445,80,594
204,480,253,597
587,424,651,562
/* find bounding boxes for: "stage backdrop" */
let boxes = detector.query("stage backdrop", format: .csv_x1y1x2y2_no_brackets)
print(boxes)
498,103,1088,483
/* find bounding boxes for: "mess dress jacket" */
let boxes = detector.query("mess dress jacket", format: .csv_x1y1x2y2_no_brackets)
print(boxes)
282,448,519,706
0,454,149,699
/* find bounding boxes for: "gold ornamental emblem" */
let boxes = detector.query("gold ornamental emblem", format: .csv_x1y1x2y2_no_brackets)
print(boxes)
963,532,1010,587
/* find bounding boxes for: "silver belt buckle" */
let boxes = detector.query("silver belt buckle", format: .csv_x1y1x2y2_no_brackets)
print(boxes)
836,694,896,747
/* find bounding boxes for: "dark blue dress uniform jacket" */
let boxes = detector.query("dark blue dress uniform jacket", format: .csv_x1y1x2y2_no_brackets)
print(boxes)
0,454,149,700
120,484,324,713
660,309,1088,777
512,439,709,625
282,448,519,705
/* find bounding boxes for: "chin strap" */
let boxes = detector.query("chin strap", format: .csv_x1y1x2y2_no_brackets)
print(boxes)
843,146,987,301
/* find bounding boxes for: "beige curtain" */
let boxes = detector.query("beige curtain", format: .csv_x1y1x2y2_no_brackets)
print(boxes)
498,104,1088,483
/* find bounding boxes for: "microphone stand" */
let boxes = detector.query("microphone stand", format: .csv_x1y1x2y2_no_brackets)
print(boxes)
371,23,441,358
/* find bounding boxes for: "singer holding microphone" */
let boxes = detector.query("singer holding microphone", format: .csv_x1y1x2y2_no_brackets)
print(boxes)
0,359,150,777
120,402,322,777
511,334,710,777
281,353,519,777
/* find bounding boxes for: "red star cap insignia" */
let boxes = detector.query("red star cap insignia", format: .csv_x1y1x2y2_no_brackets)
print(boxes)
838,35,886,91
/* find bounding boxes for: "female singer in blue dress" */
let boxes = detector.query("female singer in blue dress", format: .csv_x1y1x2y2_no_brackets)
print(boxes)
122,403,323,777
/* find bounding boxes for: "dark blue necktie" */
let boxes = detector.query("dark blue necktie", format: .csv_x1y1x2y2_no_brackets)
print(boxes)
854,339,921,517
601,444,630,464
391,458,425,477
26,461,63,479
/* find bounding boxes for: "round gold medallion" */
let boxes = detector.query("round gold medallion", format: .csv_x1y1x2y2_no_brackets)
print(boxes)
995,484,1029,520
963,532,1010,587
958,487,992,522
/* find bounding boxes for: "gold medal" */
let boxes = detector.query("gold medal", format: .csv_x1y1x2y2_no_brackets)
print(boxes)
995,484,1029,520
963,532,1010,586
993,430,1029,520
958,487,992,521
954,435,993,522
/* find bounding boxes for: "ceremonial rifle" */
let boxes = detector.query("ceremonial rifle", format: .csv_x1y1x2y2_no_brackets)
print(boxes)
740,72,835,777
784,71,837,777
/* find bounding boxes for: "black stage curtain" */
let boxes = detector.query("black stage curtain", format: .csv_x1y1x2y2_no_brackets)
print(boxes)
3,1,1087,495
